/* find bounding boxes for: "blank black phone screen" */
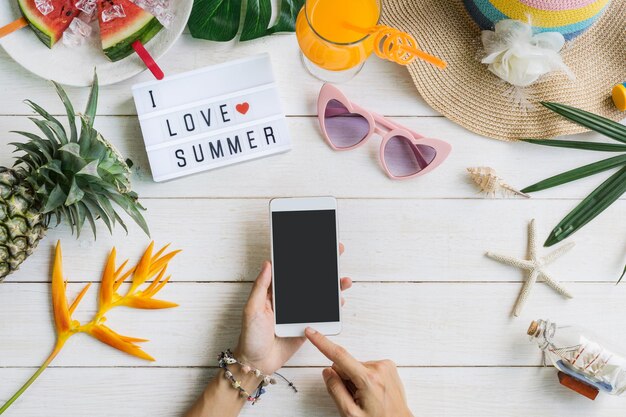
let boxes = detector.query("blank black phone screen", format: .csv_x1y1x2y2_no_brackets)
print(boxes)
272,209,339,324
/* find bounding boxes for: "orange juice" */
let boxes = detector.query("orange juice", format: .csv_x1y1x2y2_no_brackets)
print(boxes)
296,0,380,72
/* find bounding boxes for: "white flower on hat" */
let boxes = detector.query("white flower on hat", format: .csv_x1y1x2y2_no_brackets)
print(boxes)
481,19,574,87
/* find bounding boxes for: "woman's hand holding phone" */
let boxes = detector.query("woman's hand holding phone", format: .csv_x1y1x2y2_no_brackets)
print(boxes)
305,327,414,417
234,244,352,374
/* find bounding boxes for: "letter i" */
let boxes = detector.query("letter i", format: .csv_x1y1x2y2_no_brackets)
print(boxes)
149,90,156,108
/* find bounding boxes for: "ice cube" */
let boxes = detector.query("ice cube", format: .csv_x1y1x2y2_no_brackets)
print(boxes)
75,0,96,16
132,0,174,28
78,11,97,23
101,4,126,22
35,0,54,16
62,17,93,47
152,5,174,27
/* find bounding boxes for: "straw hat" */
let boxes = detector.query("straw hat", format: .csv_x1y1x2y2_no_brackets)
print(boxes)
381,0,626,141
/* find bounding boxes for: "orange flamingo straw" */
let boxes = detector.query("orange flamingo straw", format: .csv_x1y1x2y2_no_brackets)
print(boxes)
0,17,28,39
345,23,446,69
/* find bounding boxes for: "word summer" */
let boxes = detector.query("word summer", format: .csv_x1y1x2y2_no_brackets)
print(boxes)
173,125,278,168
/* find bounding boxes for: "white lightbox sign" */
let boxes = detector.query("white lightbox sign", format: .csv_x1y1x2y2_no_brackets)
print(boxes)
132,54,292,182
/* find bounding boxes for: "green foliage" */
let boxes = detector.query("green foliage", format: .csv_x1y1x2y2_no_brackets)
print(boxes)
11,73,149,238
543,166,626,247
188,0,304,42
522,139,626,152
541,102,626,144
522,103,626,255
521,154,626,193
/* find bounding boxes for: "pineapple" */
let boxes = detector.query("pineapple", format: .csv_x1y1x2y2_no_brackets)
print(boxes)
0,73,149,281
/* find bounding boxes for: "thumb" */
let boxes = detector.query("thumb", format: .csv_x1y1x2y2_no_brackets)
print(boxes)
246,261,272,310
323,368,359,417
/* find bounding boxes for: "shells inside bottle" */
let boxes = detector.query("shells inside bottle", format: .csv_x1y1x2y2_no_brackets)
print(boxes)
528,319,626,397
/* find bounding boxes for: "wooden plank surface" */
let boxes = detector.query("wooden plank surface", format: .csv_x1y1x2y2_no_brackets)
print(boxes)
1,368,624,417
0,35,432,117
0,116,622,200
2,21,626,417
2,282,625,367
6,199,625,283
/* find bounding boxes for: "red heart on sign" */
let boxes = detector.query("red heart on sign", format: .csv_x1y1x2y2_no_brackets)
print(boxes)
236,102,250,115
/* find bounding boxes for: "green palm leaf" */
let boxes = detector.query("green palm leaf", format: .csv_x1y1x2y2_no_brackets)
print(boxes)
524,103,626,248
541,102,626,144
544,166,626,246
522,139,626,152
522,154,626,193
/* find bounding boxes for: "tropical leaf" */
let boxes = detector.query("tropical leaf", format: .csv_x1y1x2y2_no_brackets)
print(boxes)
84,72,98,127
267,0,304,34
65,178,85,206
189,0,304,42
544,166,626,246
23,99,67,144
52,81,77,142
522,139,626,152
524,103,626,248
618,263,626,284
188,0,241,41
541,102,626,144
240,0,272,41
522,154,626,193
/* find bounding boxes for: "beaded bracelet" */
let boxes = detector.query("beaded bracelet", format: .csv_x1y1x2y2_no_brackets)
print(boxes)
217,349,298,404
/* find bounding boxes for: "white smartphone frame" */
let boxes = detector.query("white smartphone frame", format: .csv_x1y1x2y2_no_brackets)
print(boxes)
269,196,342,337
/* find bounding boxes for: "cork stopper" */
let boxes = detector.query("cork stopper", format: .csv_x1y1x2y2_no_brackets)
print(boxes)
527,320,539,336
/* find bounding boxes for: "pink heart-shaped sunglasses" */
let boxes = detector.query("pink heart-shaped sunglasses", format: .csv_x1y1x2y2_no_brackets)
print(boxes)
318,84,451,179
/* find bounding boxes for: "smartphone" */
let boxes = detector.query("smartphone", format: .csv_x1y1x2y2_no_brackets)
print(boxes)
270,196,341,337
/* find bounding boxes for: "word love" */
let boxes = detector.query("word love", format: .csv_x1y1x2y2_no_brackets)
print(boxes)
132,54,291,182
163,101,250,139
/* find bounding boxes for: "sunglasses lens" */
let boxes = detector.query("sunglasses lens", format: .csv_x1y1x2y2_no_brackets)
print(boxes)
324,99,370,149
384,136,436,177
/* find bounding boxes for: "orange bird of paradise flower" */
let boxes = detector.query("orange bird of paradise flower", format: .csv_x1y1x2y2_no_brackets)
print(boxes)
0,241,180,414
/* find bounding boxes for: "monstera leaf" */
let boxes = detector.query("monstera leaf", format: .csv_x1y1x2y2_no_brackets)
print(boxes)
188,0,304,42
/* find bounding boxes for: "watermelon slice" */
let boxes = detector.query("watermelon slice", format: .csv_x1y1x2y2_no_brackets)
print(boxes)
97,0,163,62
17,0,80,48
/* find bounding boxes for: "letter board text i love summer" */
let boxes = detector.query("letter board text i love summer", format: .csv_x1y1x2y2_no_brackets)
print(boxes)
131,54,292,182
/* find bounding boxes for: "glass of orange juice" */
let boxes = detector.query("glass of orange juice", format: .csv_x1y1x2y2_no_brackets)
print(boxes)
295,0,381,82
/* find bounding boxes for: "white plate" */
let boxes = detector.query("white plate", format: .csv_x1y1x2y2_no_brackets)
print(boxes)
0,0,192,86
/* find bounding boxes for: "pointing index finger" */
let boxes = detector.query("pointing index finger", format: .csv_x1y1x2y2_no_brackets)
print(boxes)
305,328,366,385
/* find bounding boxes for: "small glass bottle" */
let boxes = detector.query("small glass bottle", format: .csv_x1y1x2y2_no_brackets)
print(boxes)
528,319,626,397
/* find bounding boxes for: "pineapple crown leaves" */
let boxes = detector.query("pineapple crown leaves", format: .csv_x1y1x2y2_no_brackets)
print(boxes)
8,72,149,238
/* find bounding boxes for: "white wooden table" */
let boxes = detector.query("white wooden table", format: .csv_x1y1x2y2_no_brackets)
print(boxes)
1,32,626,417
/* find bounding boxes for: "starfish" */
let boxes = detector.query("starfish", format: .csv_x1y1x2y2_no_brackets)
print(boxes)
486,219,574,317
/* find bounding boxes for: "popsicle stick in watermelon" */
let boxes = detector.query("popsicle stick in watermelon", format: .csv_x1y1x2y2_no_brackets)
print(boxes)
132,39,164,79
0,17,28,39
97,0,164,78
14,0,80,47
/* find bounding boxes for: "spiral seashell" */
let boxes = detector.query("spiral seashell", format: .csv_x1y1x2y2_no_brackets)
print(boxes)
467,167,529,198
